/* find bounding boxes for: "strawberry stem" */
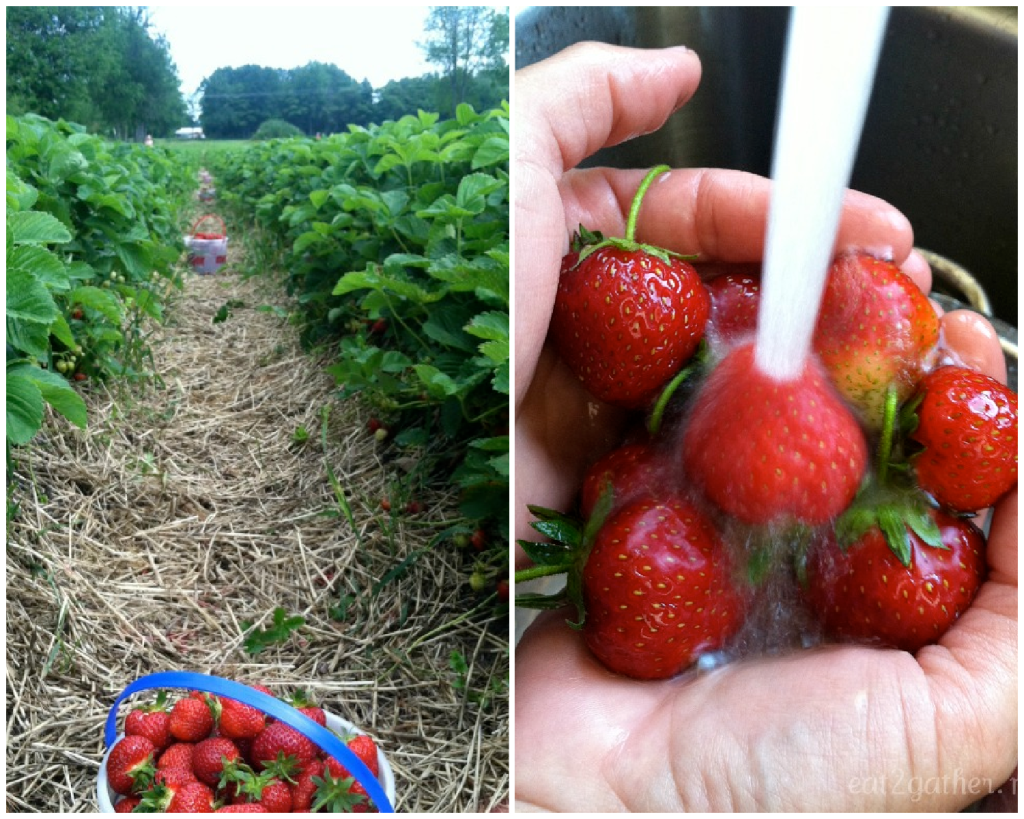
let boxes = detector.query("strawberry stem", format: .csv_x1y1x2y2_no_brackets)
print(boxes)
876,385,899,486
625,165,671,243
514,564,571,583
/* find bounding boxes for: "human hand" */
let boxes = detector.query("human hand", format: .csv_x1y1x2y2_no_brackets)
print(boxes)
514,42,1017,811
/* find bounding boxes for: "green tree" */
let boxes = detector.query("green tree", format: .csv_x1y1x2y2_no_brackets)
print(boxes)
6,7,105,122
374,75,443,124
419,6,509,116
5,7,185,137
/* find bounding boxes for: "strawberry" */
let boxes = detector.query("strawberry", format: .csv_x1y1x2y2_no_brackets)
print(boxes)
908,365,1017,513
702,265,762,348
812,252,939,429
216,806,268,813
550,166,709,409
681,342,868,525
135,765,199,812
218,697,266,740
192,736,243,786
114,796,141,812
581,495,744,679
290,759,325,812
157,742,195,771
287,689,326,727
325,733,380,781
251,720,319,770
804,506,985,652
125,692,172,751
165,780,215,812
233,770,294,813
311,769,370,813
578,442,668,521
106,735,157,796
168,695,215,742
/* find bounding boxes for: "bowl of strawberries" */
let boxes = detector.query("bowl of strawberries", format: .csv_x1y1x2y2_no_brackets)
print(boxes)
96,672,396,813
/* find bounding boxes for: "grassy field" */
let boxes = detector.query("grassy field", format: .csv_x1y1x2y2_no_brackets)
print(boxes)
155,137,250,165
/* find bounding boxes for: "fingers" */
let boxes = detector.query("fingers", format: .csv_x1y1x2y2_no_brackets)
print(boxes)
517,42,702,177
560,166,918,269
937,310,1009,384
514,43,702,402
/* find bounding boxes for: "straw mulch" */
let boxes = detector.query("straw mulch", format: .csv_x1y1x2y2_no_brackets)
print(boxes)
6,256,509,812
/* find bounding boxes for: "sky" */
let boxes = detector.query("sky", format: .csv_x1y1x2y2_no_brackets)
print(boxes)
146,6,437,100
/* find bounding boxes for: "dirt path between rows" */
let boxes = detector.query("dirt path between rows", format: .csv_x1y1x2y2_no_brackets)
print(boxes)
6,257,508,812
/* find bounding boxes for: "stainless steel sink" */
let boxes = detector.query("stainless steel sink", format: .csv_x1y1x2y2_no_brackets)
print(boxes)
515,7,1018,330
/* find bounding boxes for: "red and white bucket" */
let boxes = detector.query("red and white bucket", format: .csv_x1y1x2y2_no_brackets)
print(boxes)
185,214,228,275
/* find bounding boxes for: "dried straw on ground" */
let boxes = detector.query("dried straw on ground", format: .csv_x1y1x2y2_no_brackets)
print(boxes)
6,260,509,813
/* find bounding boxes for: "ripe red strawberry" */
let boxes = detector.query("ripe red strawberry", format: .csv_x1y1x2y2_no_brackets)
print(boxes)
125,695,172,751
581,495,744,679
166,780,215,812
550,168,709,409
812,252,939,429
114,796,141,812
804,507,985,652
157,742,195,771
216,806,268,813
702,265,762,347
251,720,319,770
346,735,380,779
218,697,266,740
290,759,325,812
106,735,157,796
192,736,243,786
168,695,215,742
311,769,370,813
135,765,199,812
551,243,709,408
296,706,327,728
242,776,294,813
578,442,668,521
325,733,380,781
909,366,1017,513
682,342,868,525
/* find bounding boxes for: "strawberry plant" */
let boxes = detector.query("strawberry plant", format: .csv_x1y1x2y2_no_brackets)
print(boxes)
6,114,194,475
210,103,510,569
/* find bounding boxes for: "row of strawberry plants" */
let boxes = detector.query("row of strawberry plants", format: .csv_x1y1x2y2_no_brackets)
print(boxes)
210,104,510,576
6,114,195,468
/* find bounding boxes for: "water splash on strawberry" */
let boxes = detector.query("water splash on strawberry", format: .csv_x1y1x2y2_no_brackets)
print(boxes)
683,8,888,527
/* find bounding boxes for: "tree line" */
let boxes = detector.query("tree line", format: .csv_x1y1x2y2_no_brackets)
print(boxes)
6,6,509,142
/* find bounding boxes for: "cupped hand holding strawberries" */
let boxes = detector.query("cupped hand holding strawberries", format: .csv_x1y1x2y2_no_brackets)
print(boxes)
514,42,1016,812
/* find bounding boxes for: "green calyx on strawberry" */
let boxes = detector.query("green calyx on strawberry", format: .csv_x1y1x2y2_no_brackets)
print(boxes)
801,386,987,652
550,165,709,409
310,770,370,813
